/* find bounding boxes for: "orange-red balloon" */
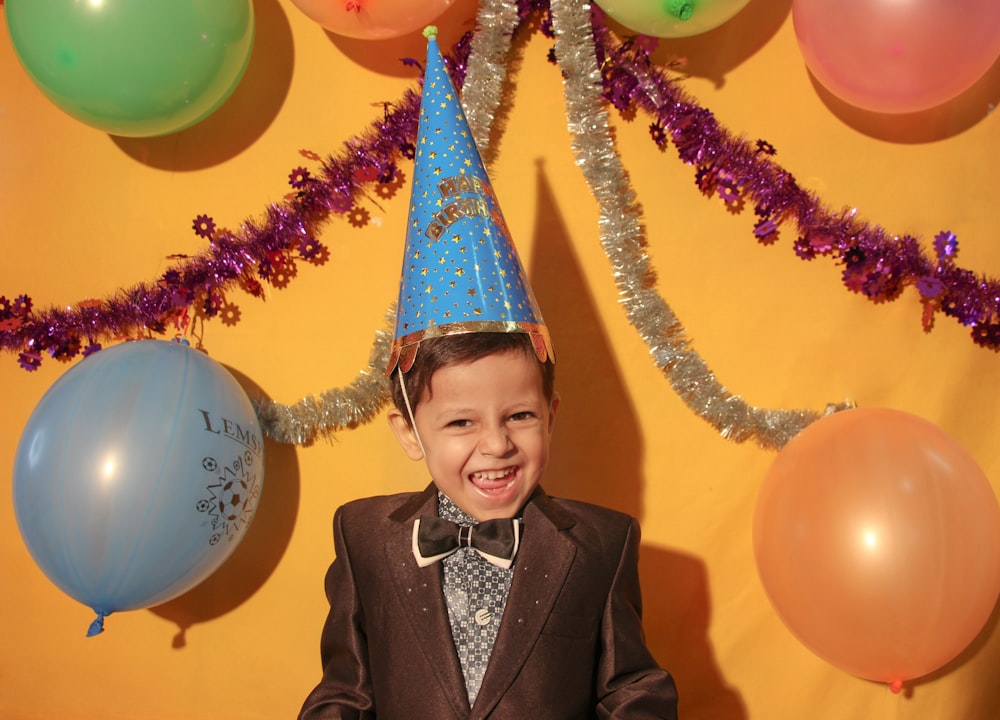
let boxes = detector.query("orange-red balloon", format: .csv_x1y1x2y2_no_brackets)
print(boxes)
754,407,1000,690
289,0,456,40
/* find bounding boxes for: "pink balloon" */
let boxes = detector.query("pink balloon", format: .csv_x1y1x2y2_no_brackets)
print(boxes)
290,0,456,40
792,0,1000,113
754,407,1000,690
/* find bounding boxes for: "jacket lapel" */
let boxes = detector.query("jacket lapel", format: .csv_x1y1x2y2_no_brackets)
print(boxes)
384,486,471,718
472,490,578,717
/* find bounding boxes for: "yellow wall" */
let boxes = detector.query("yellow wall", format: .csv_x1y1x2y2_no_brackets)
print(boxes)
2,1,998,718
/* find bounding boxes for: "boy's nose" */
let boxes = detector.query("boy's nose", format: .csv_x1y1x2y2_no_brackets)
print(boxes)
478,425,512,456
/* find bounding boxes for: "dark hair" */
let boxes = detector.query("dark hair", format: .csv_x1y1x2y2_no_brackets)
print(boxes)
390,332,555,424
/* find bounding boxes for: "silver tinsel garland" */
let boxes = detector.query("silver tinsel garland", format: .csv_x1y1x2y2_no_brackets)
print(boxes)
254,309,394,445
548,0,847,450
256,0,846,449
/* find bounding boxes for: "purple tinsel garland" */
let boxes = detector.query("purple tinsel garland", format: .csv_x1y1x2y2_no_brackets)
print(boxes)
0,1,996,372
589,10,998,349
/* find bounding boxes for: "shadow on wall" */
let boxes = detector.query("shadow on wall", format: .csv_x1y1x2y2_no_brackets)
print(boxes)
149,364,301,648
641,547,747,720
323,0,480,78
112,0,294,170
648,0,792,88
528,161,747,719
647,0,996,142
806,56,1000,144
907,595,1000,714
528,158,643,520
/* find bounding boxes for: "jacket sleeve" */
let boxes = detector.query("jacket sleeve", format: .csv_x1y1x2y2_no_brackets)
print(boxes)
596,518,679,719
298,506,377,720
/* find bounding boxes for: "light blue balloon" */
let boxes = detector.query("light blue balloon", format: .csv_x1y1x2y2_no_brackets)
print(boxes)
13,340,264,635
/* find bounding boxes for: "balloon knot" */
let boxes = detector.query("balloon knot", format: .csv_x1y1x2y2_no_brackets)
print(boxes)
86,611,109,637
889,680,904,694
666,1,694,20
423,26,438,40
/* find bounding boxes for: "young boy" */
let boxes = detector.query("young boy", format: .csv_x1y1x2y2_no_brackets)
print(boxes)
299,27,677,719
298,332,678,718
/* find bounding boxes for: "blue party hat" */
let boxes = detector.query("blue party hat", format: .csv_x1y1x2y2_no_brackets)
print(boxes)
386,26,554,375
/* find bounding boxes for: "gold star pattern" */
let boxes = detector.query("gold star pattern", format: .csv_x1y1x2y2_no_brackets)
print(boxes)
389,32,550,371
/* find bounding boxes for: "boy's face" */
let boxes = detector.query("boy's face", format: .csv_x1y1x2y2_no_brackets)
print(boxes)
389,350,558,521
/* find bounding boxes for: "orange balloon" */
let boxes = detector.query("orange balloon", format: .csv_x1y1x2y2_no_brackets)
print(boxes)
753,407,1000,690
289,0,457,40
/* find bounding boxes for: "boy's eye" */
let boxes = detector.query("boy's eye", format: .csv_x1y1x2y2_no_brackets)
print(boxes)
447,419,472,428
510,411,536,422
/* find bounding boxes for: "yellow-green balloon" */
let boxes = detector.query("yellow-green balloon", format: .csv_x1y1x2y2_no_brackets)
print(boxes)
5,0,255,137
596,0,751,38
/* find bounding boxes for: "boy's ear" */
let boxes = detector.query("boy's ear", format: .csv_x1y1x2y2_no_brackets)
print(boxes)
548,392,560,434
387,408,424,461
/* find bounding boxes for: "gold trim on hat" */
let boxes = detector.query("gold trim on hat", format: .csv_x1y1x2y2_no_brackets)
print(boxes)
386,321,554,375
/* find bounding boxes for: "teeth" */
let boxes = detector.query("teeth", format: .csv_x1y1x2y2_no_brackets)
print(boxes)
471,468,514,482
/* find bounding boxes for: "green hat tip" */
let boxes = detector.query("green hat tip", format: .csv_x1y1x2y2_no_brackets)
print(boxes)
423,25,438,39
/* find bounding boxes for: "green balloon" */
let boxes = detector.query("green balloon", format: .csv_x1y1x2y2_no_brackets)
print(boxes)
5,0,255,137
597,0,751,38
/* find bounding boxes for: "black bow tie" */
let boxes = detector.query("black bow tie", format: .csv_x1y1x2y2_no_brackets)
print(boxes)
412,516,522,569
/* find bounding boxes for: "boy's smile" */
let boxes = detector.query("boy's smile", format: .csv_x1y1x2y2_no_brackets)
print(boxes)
389,349,558,521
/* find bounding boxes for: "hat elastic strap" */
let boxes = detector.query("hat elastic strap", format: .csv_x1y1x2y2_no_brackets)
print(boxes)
398,370,427,459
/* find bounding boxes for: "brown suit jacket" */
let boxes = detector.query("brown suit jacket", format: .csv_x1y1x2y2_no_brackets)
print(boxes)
299,485,678,719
